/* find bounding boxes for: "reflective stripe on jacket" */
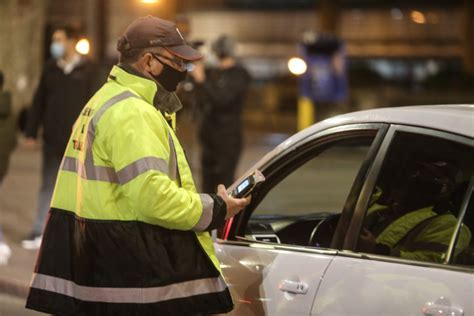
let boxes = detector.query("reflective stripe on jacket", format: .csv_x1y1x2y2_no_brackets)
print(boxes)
26,65,232,316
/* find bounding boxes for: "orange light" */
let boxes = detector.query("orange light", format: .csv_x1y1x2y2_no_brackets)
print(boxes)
140,0,159,3
411,10,426,24
427,12,439,24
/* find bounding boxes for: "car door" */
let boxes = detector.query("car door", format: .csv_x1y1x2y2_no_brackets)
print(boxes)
215,124,387,316
312,125,474,316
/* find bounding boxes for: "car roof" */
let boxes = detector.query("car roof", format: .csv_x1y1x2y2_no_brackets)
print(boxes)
302,104,473,139
233,105,474,189
280,104,473,149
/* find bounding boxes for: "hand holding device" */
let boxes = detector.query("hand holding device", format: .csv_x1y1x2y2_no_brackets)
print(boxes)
217,185,251,220
229,170,265,198
216,170,265,220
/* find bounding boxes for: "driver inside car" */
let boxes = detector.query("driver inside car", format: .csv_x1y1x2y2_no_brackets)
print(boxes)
358,160,471,263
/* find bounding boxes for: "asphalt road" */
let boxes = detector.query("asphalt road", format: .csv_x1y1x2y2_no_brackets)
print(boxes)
0,294,41,316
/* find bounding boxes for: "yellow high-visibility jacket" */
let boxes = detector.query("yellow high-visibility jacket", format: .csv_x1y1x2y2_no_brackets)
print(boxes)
26,65,232,316
367,193,471,263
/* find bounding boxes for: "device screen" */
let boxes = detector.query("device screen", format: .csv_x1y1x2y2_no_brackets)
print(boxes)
237,179,250,194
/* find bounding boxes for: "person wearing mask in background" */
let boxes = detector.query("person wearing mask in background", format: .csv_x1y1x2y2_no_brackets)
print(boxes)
190,35,251,193
22,25,98,249
0,70,16,265
26,16,250,315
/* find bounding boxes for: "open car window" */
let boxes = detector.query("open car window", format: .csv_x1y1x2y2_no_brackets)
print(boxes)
239,129,378,249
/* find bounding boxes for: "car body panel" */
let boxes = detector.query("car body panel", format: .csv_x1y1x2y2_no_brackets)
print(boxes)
215,242,336,316
312,254,474,316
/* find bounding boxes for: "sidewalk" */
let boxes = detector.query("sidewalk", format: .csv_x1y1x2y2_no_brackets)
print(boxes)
0,121,291,307
0,142,40,298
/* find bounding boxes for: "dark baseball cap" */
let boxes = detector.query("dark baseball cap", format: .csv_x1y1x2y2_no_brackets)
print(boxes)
117,15,202,61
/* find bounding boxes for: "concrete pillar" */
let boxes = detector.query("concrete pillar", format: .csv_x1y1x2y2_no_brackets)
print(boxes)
160,0,178,20
85,0,108,62
319,0,341,34
0,0,48,110
85,0,98,61
463,0,474,74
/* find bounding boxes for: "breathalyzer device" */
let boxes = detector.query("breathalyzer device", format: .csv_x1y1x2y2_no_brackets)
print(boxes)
229,170,265,198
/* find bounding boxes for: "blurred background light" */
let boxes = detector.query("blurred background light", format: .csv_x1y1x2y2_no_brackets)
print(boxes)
75,38,90,55
140,0,159,4
351,9,364,21
427,12,440,24
390,8,404,20
411,10,426,24
288,57,307,75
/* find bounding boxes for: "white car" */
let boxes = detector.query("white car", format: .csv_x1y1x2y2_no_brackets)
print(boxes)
215,105,474,316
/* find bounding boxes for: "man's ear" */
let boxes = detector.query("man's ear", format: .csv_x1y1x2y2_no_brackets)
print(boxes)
141,52,157,72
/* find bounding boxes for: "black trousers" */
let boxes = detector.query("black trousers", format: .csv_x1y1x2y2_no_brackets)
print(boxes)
31,144,63,235
201,139,241,194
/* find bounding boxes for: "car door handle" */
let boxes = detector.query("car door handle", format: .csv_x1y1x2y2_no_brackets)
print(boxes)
422,297,464,316
279,280,308,295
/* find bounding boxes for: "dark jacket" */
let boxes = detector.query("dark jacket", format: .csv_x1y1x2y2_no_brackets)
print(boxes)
0,91,17,181
25,57,99,155
196,64,250,141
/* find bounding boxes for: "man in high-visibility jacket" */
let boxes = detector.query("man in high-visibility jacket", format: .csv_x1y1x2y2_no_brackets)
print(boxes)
26,16,250,316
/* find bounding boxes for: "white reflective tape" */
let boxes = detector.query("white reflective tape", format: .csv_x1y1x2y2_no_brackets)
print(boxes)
61,156,77,173
193,194,214,231
117,156,169,184
85,91,136,170
61,156,119,183
30,273,227,304
61,156,169,185
168,132,179,183
85,164,120,183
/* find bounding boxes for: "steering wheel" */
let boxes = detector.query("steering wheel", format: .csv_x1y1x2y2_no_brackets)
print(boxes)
308,214,340,248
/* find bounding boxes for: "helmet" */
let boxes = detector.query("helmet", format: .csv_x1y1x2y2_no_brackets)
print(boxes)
211,35,236,58
390,159,460,212
392,159,459,210
409,160,459,198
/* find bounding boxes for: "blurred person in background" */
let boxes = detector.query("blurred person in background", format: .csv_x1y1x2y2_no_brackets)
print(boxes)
22,25,98,249
190,35,250,193
0,70,17,265
173,14,204,117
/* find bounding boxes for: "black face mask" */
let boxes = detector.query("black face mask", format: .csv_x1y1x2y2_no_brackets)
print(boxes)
151,62,187,92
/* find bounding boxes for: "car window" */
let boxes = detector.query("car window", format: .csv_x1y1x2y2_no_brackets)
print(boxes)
357,131,474,265
244,134,375,248
452,192,474,267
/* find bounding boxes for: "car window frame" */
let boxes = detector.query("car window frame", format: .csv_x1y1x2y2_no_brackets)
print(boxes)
216,123,388,254
447,175,474,264
343,124,474,272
